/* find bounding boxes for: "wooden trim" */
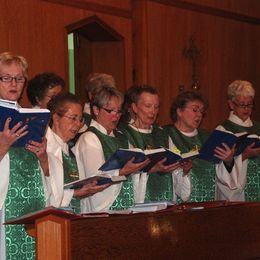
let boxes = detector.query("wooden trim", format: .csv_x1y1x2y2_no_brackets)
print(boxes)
65,15,123,40
151,0,260,25
41,0,132,19
132,0,149,84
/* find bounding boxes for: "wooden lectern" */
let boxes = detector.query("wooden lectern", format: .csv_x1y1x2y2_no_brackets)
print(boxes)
6,202,260,259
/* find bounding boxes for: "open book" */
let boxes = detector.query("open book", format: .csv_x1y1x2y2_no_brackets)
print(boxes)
0,99,50,147
199,129,254,163
237,133,260,152
99,147,199,172
64,174,127,189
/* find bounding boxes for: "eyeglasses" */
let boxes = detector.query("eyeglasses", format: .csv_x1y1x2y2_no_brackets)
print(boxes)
0,75,26,84
185,106,206,116
59,114,85,123
101,107,122,116
233,101,254,109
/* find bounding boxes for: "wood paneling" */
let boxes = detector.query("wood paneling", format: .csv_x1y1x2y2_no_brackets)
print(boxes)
0,0,132,106
133,0,260,129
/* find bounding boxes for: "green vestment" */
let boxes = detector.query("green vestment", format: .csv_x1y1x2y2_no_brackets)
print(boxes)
221,120,260,201
63,153,81,213
164,125,216,202
5,148,45,260
120,124,173,202
88,127,134,210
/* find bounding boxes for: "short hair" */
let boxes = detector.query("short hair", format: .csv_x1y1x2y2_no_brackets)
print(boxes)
47,92,82,116
91,85,123,118
85,73,116,101
120,85,158,123
0,52,28,78
170,91,208,122
227,80,255,101
128,84,158,105
27,72,65,106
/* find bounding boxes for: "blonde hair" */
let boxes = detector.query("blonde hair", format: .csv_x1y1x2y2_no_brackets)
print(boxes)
0,52,28,78
228,80,255,101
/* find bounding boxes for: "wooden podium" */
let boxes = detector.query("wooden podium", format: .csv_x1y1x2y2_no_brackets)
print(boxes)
6,202,260,259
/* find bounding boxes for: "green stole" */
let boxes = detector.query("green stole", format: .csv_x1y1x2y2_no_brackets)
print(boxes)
83,112,92,128
5,148,45,260
164,125,216,202
221,119,260,201
121,124,173,202
88,126,134,210
62,152,81,213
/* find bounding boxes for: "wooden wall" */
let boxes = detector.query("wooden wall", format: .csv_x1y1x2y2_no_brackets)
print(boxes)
133,0,260,129
0,0,132,105
0,0,259,129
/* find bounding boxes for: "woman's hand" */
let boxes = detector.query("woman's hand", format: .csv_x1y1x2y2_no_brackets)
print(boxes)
119,157,150,176
242,143,260,161
214,143,235,164
74,181,110,198
26,138,49,176
148,158,180,174
0,118,28,160
180,160,192,176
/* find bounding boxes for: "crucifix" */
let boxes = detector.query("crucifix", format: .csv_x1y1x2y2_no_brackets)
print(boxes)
183,36,201,90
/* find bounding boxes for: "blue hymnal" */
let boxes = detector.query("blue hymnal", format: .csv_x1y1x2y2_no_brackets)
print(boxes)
0,99,50,147
99,148,199,172
199,130,251,163
99,148,147,171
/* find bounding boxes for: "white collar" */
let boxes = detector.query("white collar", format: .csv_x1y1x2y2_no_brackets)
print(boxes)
46,127,69,155
83,102,91,114
90,120,115,137
129,124,153,134
179,128,198,137
228,111,253,127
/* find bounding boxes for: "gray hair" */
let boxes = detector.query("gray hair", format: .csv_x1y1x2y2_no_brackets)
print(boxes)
228,80,255,101
0,52,28,78
91,85,123,117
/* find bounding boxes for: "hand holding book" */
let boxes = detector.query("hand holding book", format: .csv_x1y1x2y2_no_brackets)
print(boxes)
64,174,127,190
213,142,236,165
147,157,181,174
73,181,110,198
241,140,260,160
98,147,199,172
0,117,29,158
119,157,150,176
199,130,253,163
0,98,50,147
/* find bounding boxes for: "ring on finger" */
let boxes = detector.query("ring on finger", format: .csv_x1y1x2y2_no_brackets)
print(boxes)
15,133,20,137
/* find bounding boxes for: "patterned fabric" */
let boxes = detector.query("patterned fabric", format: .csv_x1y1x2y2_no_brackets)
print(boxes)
221,120,260,201
120,124,173,202
5,148,45,260
164,125,216,202
62,153,81,213
88,127,134,210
